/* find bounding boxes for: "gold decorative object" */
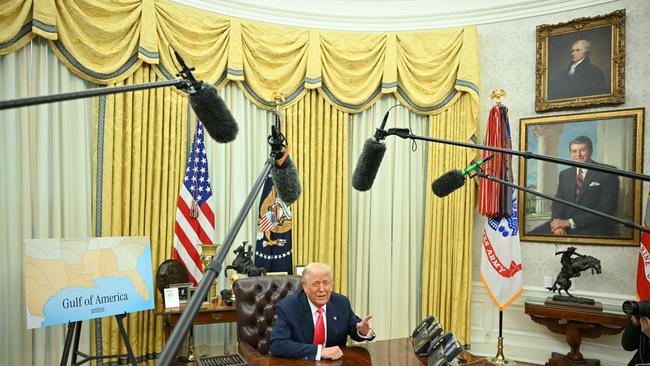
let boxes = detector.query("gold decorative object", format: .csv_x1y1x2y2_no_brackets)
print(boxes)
228,272,239,303
488,336,516,366
490,89,507,105
199,243,220,302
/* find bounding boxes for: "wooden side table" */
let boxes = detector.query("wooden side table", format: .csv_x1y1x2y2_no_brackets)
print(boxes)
524,298,629,366
154,299,237,341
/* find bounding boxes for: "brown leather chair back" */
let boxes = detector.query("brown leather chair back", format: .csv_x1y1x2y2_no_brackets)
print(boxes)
233,275,302,355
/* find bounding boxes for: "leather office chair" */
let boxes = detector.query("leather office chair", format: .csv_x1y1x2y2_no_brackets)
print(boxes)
233,275,302,356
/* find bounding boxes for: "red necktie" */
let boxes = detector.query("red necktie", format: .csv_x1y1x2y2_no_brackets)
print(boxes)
576,169,584,197
313,307,325,345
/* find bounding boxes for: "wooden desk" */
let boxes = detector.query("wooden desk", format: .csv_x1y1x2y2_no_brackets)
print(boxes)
243,338,427,366
524,298,629,366
154,300,237,341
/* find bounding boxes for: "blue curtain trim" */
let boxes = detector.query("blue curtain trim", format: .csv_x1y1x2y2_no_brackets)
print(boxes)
397,86,457,113
138,47,159,59
456,79,479,93
52,40,139,80
226,68,244,77
95,95,106,237
0,22,32,49
32,19,57,34
320,82,382,110
304,76,321,85
382,81,398,89
157,64,175,80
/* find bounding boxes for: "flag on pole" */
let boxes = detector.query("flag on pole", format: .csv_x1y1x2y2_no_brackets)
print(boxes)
637,190,650,300
254,175,293,273
173,121,216,285
479,102,522,310
480,191,523,310
478,105,513,217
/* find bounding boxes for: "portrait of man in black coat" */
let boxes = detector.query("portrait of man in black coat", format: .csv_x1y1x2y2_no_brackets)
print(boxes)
548,39,610,100
530,136,620,237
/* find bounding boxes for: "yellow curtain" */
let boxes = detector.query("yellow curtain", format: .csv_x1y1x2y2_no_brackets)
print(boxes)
92,64,188,360
421,93,479,344
284,90,350,294
1,1,479,112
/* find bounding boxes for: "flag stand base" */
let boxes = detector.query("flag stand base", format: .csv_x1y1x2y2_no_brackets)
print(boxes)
488,311,517,366
488,336,516,366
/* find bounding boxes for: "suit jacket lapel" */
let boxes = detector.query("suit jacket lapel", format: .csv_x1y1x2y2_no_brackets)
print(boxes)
569,168,578,202
298,290,315,343
326,302,336,346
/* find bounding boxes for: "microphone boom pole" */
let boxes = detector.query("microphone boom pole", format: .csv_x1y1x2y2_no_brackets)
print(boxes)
157,157,275,366
476,170,650,234
0,79,185,110
386,129,650,183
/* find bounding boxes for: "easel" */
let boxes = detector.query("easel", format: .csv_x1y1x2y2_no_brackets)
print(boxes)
60,313,137,366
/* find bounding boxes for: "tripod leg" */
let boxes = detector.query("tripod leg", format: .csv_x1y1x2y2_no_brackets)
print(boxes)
60,322,76,366
70,321,83,364
115,313,138,366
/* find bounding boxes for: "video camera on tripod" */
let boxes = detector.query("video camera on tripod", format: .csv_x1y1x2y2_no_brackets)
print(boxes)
622,300,650,317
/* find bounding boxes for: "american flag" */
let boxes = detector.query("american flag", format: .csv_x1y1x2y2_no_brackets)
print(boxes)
173,121,216,285
258,211,277,232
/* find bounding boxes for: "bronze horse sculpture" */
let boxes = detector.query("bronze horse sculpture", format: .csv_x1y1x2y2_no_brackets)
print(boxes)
548,246,601,302
224,242,267,277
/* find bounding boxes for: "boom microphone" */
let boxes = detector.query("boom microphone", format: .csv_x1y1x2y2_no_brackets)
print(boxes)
173,49,239,143
188,85,238,143
269,125,301,205
431,154,495,197
351,111,391,191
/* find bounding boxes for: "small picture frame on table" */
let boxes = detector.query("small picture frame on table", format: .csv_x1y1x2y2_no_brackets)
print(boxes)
295,264,306,276
168,282,192,304
188,286,210,305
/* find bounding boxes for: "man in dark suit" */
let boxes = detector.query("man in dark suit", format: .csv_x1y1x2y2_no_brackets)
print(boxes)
548,136,619,236
548,40,609,100
269,262,375,360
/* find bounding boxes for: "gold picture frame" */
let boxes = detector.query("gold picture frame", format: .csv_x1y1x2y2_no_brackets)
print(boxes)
535,10,625,112
519,108,644,245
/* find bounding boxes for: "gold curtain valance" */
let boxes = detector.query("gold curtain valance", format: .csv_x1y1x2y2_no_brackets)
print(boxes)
0,0,479,113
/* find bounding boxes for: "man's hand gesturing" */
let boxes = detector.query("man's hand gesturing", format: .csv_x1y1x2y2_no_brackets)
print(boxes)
356,315,374,337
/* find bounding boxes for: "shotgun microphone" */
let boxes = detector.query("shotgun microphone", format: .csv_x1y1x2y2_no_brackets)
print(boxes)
174,50,239,143
431,154,495,197
351,111,390,191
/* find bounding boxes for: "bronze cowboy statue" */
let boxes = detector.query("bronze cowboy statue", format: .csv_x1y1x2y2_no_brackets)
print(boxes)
548,246,602,304
224,241,267,277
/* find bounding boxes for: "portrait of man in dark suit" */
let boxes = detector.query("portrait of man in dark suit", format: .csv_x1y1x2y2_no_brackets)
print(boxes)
269,262,375,360
548,39,609,100
530,136,620,236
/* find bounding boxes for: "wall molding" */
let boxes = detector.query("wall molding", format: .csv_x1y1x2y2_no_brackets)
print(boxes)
470,282,634,366
171,0,616,31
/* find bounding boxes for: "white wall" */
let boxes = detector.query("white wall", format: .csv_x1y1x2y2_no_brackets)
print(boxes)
471,1,649,364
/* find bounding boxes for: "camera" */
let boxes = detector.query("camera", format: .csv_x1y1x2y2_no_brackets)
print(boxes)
622,300,650,317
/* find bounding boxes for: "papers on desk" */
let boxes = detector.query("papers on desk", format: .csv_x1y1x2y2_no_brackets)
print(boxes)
164,287,180,308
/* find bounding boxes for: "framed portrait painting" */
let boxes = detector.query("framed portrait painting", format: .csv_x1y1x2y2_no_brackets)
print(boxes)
518,108,644,245
535,10,625,112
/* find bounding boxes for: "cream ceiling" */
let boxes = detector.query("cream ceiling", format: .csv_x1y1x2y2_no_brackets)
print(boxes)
172,0,615,31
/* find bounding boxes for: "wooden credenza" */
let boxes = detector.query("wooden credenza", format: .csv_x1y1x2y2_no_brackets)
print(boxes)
524,297,629,366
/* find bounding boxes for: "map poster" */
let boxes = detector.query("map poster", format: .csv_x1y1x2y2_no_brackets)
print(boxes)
24,237,154,329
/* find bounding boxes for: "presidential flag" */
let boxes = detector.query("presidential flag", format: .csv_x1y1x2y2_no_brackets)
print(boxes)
172,121,216,285
637,190,650,300
254,175,293,273
480,191,523,310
